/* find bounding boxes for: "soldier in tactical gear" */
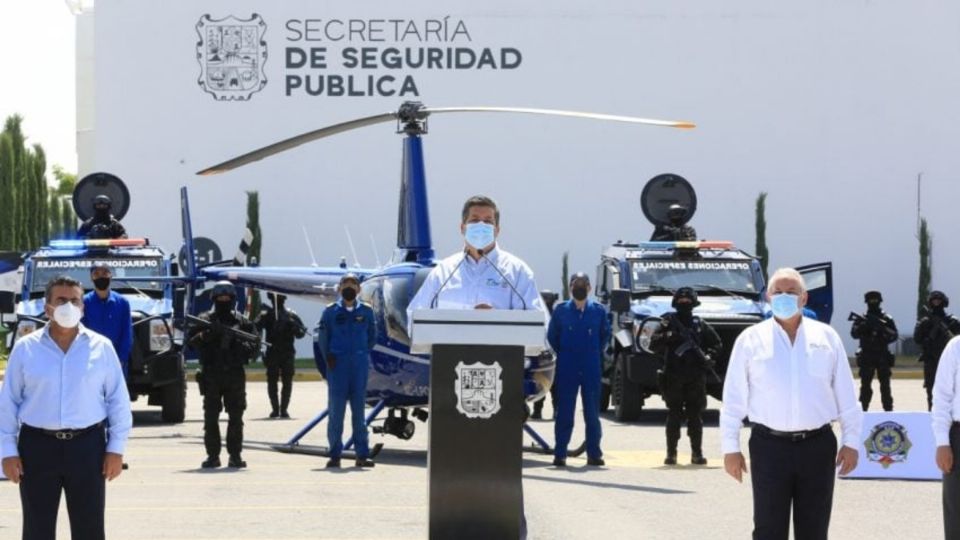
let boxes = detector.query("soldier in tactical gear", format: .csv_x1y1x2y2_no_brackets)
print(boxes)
189,281,258,469
77,195,127,239
915,290,960,410
256,292,307,418
650,287,722,465
850,291,898,411
650,204,697,242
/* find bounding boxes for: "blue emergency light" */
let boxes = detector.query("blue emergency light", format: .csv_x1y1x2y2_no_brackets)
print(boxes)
49,238,149,250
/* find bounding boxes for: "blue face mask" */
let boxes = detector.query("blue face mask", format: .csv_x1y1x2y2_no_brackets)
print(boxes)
770,293,800,320
464,222,496,251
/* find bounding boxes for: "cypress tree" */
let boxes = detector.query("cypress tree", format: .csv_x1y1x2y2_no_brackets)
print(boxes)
917,218,932,318
49,193,62,239
561,251,570,301
61,197,74,238
32,145,48,247
245,191,262,320
0,133,13,249
755,192,769,282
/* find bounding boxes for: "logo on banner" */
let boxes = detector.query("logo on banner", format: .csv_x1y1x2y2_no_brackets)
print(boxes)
195,14,268,101
864,421,913,468
454,361,502,419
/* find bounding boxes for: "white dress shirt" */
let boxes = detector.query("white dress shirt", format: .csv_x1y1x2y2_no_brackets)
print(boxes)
0,325,133,458
932,336,960,446
720,318,862,453
408,246,546,316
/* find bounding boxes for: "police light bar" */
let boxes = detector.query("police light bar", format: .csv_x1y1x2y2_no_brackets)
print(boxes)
49,238,149,250
638,241,734,250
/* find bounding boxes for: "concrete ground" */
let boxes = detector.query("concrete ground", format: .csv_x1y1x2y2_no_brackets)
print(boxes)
0,379,943,539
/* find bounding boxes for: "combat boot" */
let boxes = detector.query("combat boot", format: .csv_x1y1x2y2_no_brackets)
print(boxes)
355,458,376,468
326,457,341,469
228,455,247,468
269,409,280,419
690,430,707,465
663,451,677,466
201,456,221,469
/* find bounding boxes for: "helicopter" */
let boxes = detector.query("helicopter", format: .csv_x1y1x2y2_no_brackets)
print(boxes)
186,101,695,457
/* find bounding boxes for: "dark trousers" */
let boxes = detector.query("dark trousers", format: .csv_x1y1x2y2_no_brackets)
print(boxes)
859,357,893,411
749,427,837,540
203,369,247,458
925,360,940,411
945,423,960,539
266,355,295,413
18,426,107,540
662,375,707,454
531,382,557,418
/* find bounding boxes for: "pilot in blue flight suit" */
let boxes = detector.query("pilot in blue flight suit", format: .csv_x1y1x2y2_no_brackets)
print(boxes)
547,273,612,467
317,273,378,469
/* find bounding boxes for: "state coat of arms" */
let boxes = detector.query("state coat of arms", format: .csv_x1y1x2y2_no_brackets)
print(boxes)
196,14,268,101
864,420,913,469
454,361,503,419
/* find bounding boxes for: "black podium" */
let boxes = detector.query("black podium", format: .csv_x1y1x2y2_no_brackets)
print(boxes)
411,309,546,540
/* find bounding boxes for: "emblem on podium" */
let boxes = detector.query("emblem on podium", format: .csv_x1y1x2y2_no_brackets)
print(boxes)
454,361,503,419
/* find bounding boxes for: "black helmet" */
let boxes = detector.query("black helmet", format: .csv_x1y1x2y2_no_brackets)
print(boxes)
93,194,112,209
667,204,688,222
864,290,883,303
672,287,700,308
929,290,949,308
210,281,236,300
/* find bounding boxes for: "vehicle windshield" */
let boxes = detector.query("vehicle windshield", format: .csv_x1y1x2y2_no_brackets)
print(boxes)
30,257,166,295
630,259,759,294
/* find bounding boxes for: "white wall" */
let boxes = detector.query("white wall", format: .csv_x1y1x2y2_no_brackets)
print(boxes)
90,0,960,354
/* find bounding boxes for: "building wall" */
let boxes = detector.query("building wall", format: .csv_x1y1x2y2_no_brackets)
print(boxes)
87,0,960,352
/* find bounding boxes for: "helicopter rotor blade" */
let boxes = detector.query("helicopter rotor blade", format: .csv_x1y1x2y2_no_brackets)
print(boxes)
197,111,398,175
421,106,696,129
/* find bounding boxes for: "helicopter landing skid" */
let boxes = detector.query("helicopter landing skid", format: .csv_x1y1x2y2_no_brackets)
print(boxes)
522,423,587,457
269,441,385,459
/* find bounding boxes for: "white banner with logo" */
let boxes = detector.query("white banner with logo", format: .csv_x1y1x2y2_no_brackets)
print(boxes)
845,412,940,481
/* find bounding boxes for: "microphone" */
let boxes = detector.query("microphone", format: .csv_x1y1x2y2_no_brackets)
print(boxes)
430,249,469,308
479,248,527,310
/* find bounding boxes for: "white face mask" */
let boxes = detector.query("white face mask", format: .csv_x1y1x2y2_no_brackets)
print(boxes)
52,302,83,329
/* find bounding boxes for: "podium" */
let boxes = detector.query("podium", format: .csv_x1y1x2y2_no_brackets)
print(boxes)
411,309,546,540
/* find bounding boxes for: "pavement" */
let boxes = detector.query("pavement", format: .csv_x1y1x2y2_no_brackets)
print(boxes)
0,379,944,539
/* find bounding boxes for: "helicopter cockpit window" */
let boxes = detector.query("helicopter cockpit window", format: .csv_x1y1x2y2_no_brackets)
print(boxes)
382,275,415,346
380,269,432,347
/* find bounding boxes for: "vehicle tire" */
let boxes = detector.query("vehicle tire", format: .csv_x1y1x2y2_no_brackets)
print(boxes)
161,379,186,423
599,383,611,412
613,354,642,422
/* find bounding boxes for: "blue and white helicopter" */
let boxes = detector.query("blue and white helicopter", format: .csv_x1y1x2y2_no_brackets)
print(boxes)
186,101,695,457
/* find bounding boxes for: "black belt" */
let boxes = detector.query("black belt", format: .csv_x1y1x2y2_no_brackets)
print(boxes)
753,423,831,442
22,421,104,441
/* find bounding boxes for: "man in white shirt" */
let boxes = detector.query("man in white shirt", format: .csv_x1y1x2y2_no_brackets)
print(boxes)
932,335,960,538
407,195,545,540
721,268,861,540
408,195,544,314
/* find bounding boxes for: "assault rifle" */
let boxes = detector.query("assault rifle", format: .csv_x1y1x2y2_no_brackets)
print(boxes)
848,312,897,341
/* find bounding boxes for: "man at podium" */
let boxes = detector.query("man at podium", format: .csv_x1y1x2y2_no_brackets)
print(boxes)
408,195,545,314
408,195,545,540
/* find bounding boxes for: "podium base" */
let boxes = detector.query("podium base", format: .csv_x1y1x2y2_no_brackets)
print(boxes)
428,344,524,540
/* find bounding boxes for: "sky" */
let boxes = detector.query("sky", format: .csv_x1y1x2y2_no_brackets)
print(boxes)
0,1,77,175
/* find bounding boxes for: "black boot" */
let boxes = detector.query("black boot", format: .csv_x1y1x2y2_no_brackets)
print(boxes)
355,457,376,468
269,409,280,419
326,457,341,469
665,423,680,466
690,428,706,465
228,455,247,468
201,456,221,469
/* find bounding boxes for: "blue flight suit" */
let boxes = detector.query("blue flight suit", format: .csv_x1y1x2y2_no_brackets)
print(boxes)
82,290,133,375
318,300,377,459
547,299,612,460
